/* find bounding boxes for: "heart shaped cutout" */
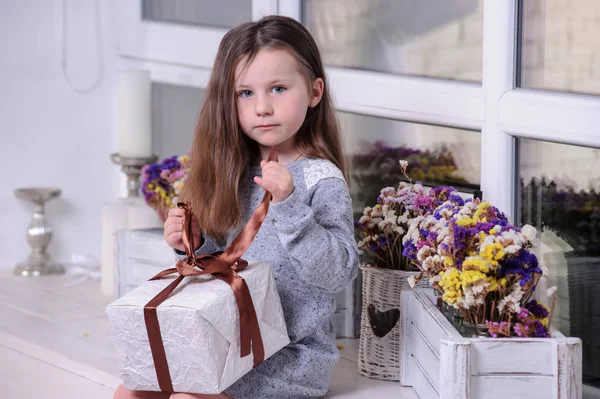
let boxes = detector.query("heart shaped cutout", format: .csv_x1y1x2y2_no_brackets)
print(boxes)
367,304,400,338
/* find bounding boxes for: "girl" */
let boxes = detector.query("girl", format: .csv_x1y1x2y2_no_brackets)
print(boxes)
115,15,358,399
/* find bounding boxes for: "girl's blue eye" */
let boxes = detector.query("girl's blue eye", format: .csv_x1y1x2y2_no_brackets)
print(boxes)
272,86,286,94
239,90,253,98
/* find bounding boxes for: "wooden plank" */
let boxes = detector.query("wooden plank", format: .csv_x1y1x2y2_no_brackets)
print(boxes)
399,290,414,386
410,356,439,399
130,258,167,281
408,290,459,358
410,323,441,388
440,339,470,399
471,340,554,375
555,338,583,399
123,229,175,264
471,375,553,399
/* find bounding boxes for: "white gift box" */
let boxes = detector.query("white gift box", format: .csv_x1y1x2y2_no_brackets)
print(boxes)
106,260,290,394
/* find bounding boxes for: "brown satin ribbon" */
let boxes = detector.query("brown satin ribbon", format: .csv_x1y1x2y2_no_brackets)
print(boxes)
143,148,277,392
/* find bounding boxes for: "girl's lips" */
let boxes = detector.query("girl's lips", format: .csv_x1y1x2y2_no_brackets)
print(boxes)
255,124,278,130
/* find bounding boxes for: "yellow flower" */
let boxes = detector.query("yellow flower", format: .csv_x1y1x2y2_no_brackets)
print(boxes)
474,201,491,222
499,277,508,287
487,277,499,291
463,257,490,273
460,270,487,287
443,256,454,267
456,217,475,227
440,268,462,304
481,243,504,264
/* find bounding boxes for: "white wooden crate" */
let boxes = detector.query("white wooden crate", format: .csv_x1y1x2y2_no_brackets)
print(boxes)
114,228,357,338
400,288,583,399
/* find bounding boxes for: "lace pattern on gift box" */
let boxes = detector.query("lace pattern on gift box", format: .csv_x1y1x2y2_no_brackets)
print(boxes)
303,159,345,191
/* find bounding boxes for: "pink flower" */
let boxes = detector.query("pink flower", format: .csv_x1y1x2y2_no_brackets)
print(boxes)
169,169,186,181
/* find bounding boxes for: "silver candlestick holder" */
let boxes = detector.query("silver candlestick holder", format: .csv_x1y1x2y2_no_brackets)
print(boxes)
14,187,65,276
111,153,158,197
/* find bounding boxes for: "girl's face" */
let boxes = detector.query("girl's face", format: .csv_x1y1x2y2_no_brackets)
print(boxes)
235,48,323,158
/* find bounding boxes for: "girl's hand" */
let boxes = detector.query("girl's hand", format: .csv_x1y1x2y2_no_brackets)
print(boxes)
254,160,294,203
164,207,202,252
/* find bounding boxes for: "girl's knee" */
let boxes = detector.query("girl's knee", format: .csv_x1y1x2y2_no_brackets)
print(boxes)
114,384,131,399
114,383,170,399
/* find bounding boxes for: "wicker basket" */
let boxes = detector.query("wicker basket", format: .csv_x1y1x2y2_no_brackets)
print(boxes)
358,264,422,380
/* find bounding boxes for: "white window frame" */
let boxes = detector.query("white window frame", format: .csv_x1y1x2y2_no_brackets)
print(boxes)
117,0,600,224
117,1,278,69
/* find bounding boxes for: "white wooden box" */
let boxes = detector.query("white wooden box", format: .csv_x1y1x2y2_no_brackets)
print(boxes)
400,288,583,399
114,228,357,338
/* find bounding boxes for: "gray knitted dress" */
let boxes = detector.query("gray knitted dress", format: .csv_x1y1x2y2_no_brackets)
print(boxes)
180,157,359,398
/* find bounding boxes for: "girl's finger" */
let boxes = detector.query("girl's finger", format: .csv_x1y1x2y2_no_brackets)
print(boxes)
168,208,185,218
165,223,182,237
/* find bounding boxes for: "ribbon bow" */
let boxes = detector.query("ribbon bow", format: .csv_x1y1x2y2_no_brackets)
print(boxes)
142,148,277,392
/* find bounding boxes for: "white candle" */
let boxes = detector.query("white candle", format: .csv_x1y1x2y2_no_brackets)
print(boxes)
118,70,152,158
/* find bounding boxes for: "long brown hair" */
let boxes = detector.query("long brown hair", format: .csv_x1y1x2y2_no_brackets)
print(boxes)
181,15,347,240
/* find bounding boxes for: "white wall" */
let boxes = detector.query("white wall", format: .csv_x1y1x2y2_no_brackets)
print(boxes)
0,0,120,269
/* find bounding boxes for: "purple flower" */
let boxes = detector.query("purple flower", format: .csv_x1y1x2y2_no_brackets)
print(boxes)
402,240,417,259
525,300,549,319
449,194,465,206
475,222,495,233
533,321,549,338
415,195,435,209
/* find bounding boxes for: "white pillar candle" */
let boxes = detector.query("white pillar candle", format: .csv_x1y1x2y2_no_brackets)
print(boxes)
118,70,152,158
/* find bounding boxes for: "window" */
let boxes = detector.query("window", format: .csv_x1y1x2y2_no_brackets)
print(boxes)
518,138,600,390
341,112,481,215
142,0,252,29
303,0,484,81
518,0,600,95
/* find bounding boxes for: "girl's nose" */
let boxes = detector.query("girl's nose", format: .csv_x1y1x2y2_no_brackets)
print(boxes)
254,94,273,116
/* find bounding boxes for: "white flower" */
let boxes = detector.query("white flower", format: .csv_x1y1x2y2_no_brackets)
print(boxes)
497,282,524,315
423,254,443,271
481,235,497,248
504,244,521,255
521,224,537,243
407,275,416,288
417,245,433,262
547,286,557,298
440,208,453,219
429,275,441,285
399,160,408,170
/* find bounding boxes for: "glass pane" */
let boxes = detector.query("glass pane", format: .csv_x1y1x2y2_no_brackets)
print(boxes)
142,0,252,29
519,0,600,95
151,83,204,159
302,0,484,81
518,139,600,390
342,112,481,217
